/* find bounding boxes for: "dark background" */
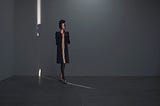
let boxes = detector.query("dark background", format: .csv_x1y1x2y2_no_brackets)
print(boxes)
0,0,160,80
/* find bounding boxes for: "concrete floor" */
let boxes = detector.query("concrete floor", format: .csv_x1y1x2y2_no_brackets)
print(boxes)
0,76,160,106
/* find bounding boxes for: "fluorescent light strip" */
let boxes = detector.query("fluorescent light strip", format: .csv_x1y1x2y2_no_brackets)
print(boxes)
37,0,41,25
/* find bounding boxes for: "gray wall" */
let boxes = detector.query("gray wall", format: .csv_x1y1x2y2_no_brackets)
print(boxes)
15,0,160,76
15,0,38,75
0,0,15,80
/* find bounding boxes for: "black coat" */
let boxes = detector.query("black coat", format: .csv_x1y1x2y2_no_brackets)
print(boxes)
55,31,70,64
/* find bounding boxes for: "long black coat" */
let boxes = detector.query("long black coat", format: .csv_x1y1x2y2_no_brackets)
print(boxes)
55,31,70,64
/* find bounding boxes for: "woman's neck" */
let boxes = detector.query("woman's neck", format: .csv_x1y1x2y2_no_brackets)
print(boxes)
60,29,65,33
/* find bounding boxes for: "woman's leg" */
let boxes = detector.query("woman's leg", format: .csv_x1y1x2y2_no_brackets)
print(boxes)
60,63,66,80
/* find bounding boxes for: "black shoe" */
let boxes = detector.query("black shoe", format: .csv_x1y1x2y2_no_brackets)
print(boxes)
59,79,67,84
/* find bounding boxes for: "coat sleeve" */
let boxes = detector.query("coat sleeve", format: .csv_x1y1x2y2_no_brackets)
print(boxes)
67,32,70,44
55,32,60,45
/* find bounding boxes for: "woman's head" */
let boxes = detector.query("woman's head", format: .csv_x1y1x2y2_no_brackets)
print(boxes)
59,19,66,30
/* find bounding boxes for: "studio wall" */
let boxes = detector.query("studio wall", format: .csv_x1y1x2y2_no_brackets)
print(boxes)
0,0,15,80
14,0,160,76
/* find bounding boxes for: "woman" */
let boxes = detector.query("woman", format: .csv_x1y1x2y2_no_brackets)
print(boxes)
55,19,70,84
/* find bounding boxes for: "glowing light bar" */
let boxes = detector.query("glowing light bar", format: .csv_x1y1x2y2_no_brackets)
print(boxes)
38,68,41,77
37,0,41,25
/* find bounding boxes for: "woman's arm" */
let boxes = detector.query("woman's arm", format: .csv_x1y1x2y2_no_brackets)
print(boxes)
55,32,60,45
67,32,70,44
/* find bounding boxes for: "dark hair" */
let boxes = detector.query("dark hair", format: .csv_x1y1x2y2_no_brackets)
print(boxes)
59,19,66,29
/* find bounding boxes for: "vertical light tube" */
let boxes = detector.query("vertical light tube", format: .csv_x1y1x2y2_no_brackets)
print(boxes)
37,0,41,78
37,0,41,25
38,68,41,77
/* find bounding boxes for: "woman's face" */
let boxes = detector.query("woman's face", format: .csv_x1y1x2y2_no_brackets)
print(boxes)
61,23,65,30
